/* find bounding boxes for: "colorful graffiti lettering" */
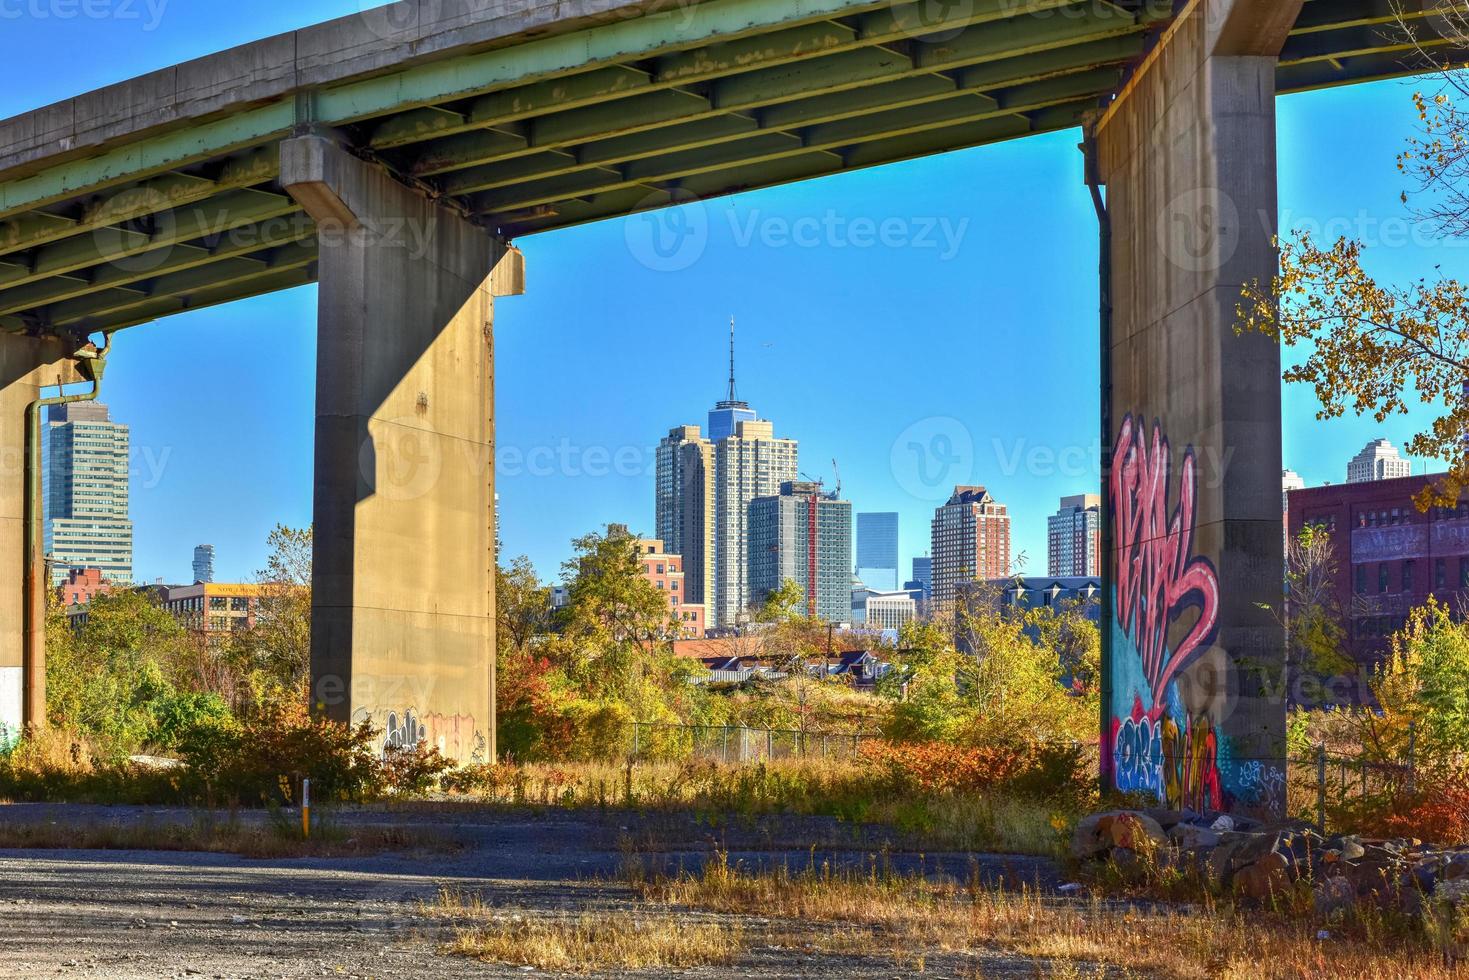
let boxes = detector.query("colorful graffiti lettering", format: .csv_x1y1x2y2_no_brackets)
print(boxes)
1111,414,1220,697
1108,415,1236,809
1112,704,1223,811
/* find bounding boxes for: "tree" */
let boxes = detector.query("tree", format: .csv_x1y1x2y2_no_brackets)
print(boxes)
234,524,313,711
558,525,670,658
46,587,222,758
497,555,551,658
1270,525,1354,700
1238,18,1469,508
757,578,806,624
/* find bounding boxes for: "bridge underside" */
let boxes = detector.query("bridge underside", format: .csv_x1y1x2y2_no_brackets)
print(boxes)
0,0,1445,792
0,0,1460,337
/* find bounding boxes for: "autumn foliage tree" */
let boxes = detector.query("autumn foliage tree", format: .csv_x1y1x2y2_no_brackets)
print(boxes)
1238,16,1469,508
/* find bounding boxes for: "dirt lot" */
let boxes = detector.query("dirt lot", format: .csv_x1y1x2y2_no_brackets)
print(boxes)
0,804,1071,979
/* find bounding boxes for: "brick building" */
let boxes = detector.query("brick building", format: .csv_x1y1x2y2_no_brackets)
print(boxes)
1287,473,1469,697
56,567,111,608
633,537,706,638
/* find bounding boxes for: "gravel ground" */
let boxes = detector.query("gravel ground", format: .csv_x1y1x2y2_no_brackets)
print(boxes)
0,804,1077,980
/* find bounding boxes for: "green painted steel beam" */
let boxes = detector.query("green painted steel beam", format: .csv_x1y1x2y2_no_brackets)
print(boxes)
62,264,318,335
0,218,314,316
1278,45,1466,92
475,66,1114,215
496,96,1094,236
0,189,299,290
442,42,1126,208
47,240,319,326
1281,19,1454,64
366,0,1082,152
0,102,294,220
408,16,1149,186
0,146,279,258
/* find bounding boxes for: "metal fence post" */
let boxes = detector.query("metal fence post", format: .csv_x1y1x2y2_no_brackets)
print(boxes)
1318,744,1331,833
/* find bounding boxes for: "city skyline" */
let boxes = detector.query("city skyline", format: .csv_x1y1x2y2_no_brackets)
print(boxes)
0,4,1454,587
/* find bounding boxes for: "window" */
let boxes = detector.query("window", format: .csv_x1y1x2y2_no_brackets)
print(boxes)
1403,560,1415,592
1438,558,1447,590
1461,558,1469,589
1379,563,1389,593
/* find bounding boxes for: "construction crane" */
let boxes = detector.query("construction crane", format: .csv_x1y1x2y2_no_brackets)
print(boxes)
830,458,841,500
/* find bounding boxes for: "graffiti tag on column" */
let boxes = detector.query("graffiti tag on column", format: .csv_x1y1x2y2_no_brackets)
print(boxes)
1111,414,1220,695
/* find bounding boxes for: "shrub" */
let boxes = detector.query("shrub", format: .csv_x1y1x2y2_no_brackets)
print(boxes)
175,700,382,806
381,742,455,796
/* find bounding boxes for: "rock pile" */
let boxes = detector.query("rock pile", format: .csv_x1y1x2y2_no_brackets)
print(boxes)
1071,808,1469,920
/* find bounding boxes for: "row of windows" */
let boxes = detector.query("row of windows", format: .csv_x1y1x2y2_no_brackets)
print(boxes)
1354,557,1469,594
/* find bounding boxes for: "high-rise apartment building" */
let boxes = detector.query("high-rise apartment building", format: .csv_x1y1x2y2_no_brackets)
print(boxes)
193,544,216,584
656,424,715,614
42,402,132,586
856,512,900,592
1047,493,1101,577
930,486,1011,608
654,322,797,629
748,481,852,624
1347,439,1411,484
714,419,799,625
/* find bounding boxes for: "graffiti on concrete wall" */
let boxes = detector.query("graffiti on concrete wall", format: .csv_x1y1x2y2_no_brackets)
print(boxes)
1107,415,1285,812
0,667,19,753
356,706,488,764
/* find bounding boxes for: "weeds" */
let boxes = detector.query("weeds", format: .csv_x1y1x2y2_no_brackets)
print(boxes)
0,812,457,859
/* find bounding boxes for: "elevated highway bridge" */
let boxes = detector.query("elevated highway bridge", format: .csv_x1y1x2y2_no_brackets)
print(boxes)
0,0,1454,810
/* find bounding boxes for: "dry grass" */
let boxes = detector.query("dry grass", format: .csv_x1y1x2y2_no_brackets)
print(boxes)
438,756,1082,855
432,889,744,973
627,853,1468,980
0,815,457,859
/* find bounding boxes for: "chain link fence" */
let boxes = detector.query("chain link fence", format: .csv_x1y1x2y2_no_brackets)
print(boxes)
626,722,870,763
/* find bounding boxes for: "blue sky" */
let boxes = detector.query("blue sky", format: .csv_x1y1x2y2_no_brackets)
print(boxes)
1,2,1457,585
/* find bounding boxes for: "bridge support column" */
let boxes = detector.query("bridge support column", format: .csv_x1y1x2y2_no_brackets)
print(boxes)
281,135,522,764
1090,0,1300,816
0,337,82,750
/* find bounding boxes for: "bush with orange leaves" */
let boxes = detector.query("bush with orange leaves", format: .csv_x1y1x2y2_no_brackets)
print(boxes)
862,739,1090,802
1375,768,1469,845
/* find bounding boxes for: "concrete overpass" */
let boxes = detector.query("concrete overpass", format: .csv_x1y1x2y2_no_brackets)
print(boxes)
0,0,1455,807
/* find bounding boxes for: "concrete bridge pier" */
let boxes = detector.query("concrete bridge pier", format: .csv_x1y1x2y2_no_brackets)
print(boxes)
0,338,85,749
280,135,522,764
1091,0,1299,817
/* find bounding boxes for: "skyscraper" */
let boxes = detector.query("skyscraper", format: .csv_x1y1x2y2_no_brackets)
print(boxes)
908,556,933,602
656,424,715,613
654,320,797,629
1347,439,1411,484
1047,493,1101,577
930,486,1010,608
714,418,798,626
42,402,132,586
856,512,900,592
748,481,852,624
193,545,216,584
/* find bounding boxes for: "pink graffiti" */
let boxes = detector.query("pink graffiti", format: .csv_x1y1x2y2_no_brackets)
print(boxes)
1111,415,1220,698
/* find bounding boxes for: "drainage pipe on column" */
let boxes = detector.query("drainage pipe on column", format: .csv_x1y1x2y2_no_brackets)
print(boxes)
1082,133,1113,797
23,336,109,732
